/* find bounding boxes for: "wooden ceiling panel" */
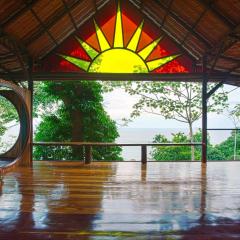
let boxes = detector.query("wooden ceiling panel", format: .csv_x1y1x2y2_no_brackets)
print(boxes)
49,15,73,44
224,41,240,59
0,0,25,23
71,1,95,27
215,58,239,70
1,61,21,70
33,0,63,23
28,33,53,58
171,0,205,26
143,0,165,23
0,44,10,55
183,35,206,59
196,11,230,44
4,10,40,41
214,0,240,25
164,15,188,42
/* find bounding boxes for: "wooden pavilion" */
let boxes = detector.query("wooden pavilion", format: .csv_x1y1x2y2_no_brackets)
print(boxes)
0,0,240,239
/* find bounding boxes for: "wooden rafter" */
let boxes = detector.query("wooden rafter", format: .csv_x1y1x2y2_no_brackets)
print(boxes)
207,24,240,70
25,0,80,45
61,0,78,31
30,8,58,46
0,30,30,77
160,0,174,28
1,0,38,27
0,62,10,74
154,0,212,49
39,0,111,61
92,0,97,12
198,0,236,29
136,2,199,60
229,62,240,73
180,6,209,46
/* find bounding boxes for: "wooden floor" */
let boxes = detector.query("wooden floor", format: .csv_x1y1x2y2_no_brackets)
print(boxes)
0,161,240,239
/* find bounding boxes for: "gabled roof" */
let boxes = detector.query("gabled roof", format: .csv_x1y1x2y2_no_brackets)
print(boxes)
0,0,239,84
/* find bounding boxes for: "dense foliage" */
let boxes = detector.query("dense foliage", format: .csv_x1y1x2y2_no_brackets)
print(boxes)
0,95,18,136
0,95,19,152
151,130,236,161
33,81,122,161
215,130,240,160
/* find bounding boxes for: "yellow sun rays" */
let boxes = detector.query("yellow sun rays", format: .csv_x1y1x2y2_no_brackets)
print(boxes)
59,1,180,73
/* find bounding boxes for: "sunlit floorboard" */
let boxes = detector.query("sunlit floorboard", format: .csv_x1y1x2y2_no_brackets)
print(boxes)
0,161,240,239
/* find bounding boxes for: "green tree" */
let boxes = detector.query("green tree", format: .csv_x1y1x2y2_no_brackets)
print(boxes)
33,81,122,161
106,81,228,161
151,130,225,161
215,130,240,160
230,104,240,127
0,95,18,136
0,95,19,152
151,132,191,161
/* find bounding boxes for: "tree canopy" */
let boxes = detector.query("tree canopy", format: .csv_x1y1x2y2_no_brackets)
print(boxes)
151,130,227,161
0,95,19,153
33,81,122,161
105,81,228,160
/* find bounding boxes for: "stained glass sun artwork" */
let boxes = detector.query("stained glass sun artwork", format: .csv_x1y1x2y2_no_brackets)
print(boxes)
59,3,179,73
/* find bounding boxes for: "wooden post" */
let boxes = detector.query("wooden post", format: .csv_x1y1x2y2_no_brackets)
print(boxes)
202,56,208,164
85,145,92,164
28,58,33,167
141,145,147,164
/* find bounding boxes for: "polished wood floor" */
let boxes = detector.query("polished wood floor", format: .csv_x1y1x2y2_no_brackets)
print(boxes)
0,161,240,239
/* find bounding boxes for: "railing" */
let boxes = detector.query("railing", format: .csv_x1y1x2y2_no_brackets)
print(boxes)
33,142,202,163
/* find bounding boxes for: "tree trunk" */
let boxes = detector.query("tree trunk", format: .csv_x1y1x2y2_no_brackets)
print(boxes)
71,109,84,160
189,122,195,161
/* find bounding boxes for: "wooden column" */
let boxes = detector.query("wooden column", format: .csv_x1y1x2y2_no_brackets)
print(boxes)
141,145,147,164
85,146,92,164
202,56,208,164
28,59,33,167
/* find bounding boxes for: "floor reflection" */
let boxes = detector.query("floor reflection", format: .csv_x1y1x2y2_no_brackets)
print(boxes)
0,161,240,239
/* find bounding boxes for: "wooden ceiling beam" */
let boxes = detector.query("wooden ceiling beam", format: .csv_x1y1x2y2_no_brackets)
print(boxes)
0,62,11,74
25,0,80,45
1,0,38,28
30,8,59,46
39,0,111,61
229,62,240,73
1,72,239,83
0,31,30,78
61,0,78,31
154,0,212,49
207,24,240,70
160,0,174,28
198,0,236,29
180,6,209,46
136,1,199,60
